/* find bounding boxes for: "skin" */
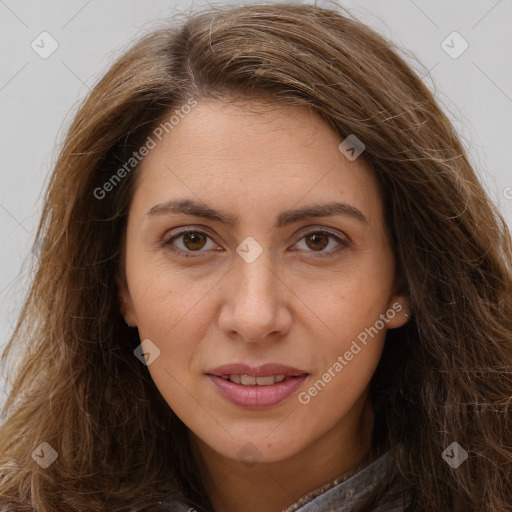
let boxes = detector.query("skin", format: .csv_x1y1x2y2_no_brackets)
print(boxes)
118,97,410,512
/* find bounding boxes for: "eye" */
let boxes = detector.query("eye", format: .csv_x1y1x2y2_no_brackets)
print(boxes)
292,229,349,258
162,227,350,259
162,229,221,258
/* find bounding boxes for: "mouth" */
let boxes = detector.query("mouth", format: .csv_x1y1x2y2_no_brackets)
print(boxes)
217,374,289,385
206,363,309,409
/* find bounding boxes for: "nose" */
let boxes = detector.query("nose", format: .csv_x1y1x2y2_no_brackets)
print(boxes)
217,249,292,343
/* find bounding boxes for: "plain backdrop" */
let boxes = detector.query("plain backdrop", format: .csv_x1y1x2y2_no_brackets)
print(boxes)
1,0,511,406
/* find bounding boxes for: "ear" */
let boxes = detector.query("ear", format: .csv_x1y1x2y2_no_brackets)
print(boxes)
385,294,411,329
116,275,138,327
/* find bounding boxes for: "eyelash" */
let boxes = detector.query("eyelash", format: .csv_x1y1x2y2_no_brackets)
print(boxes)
161,227,350,259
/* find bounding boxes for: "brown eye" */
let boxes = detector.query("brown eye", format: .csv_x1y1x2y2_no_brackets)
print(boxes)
181,232,208,251
293,229,349,258
304,232,330,251
163,229,220,257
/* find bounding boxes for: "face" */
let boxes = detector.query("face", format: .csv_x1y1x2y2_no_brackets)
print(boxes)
118,97,409,466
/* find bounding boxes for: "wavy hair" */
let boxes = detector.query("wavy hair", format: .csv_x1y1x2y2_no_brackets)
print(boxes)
1,3,512,511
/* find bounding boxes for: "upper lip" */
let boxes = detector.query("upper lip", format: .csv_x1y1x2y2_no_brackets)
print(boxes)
207,363,309,377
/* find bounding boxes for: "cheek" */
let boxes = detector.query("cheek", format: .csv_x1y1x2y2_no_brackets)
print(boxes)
297,300,388,419
133,275,208,419
128,268,216,380
130,261,213,334
290,250,393,392
293,258,394,341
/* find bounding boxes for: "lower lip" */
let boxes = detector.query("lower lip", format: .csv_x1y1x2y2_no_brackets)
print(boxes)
207,374,309,409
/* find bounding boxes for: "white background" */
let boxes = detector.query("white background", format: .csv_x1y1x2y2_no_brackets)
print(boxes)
1,0,511,404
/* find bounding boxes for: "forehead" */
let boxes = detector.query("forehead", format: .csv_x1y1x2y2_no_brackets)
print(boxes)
130,97,383,228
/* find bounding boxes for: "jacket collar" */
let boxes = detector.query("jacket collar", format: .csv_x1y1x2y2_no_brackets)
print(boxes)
283,447,401,512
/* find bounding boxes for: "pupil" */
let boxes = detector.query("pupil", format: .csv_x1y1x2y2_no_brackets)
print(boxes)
184,232,206,250
307,233,328,251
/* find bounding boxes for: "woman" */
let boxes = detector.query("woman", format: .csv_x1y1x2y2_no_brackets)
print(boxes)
1,3,511,511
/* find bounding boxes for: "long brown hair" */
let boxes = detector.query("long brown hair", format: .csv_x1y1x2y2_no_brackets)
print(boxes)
1,3,511,511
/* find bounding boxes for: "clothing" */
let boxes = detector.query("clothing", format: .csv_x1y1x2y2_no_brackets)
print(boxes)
159,447,406,512
282,448,405,512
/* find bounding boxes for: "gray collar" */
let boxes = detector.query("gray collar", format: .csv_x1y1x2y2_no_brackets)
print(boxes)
286,448,403,512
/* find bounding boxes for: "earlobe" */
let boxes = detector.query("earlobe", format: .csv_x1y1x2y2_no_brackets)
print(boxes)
116,275,137,327
386,295,411,329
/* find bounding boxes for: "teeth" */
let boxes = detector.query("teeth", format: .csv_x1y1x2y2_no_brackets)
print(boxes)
220,374,288,385
240,375,256,385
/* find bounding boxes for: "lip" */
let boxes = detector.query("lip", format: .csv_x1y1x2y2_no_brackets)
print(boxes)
206,363,309,410
207,363,308,377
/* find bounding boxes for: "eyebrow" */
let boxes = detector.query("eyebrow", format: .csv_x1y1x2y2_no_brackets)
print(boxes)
145,198,368,227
